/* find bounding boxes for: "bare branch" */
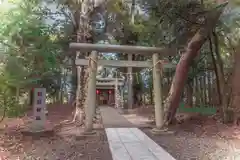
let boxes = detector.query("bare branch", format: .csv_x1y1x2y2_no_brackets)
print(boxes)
60,7,77,27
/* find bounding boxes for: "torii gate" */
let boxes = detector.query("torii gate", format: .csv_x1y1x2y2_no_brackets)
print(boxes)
69,42,176,129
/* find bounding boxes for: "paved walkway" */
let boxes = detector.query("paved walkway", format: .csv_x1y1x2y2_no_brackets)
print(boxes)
100,106,176,160
100,106,134,128
106,128,176,160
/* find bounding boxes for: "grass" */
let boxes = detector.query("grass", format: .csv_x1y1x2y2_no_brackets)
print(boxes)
177,102,217,115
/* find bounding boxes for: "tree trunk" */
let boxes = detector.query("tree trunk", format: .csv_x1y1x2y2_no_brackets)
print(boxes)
16,87,20,103
194,77,200,105
230,46,240,125
30,89,34,106
70,58,78,103
209,37,222,105
150,86,153,104
71,0,95,129
186,83,193,107
163,3,227,125
199,77,204,105
212,31,228,122
73,66,86,124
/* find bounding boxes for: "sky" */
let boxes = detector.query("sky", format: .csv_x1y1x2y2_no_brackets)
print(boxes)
0,0,12,10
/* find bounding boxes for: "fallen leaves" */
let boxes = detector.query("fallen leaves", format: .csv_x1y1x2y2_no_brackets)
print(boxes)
0,104,112,160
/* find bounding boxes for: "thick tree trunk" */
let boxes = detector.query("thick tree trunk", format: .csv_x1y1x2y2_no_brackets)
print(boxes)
71,0,96,132
73,66,86,124
164,3,227,125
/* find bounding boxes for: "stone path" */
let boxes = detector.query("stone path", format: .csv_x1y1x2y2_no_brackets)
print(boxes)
100,106,134,127
100,106,176,160
106,128,176,160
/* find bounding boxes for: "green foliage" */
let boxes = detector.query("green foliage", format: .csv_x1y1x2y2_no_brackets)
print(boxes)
0,0,239,118
0,73,26,117
0,0,66,118
2,96,26,117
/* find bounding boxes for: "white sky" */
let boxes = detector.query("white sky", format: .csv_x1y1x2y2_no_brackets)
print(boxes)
0,1,12,10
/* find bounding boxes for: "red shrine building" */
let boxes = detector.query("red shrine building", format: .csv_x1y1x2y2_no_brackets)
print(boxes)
96,78,124,105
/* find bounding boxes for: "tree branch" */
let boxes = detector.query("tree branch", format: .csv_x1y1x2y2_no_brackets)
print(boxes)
173,11,203,26
60,7,77,27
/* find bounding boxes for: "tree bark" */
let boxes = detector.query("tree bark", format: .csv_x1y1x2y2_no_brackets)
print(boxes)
212,31,228,122
163,3,227,125
186,83,193,107
231,46,240,125
150,86,153,104
209,37,222,105
71,0,95,130
70,57,78,103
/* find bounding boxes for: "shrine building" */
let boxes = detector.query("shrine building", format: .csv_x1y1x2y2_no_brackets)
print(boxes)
96,77,124,105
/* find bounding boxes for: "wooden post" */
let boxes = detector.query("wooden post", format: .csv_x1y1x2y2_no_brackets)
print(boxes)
85,51,98,131
152,53,164,129
127,54,133,109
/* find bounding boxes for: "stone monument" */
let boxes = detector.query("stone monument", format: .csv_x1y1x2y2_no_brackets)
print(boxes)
31,88,46,131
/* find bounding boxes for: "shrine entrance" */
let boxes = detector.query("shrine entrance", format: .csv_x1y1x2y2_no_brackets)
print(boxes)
96,89,114,105
69,42,175,129
96,77,124,106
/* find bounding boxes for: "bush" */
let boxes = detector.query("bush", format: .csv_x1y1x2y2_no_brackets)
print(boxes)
0,93,27,119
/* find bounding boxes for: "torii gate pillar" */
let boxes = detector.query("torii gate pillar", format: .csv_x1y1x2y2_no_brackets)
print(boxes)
152,53,164,129
85,51,98,131
127,54,133,109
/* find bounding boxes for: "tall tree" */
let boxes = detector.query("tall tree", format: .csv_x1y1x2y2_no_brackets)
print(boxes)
164,2,228,125
0,0,65,117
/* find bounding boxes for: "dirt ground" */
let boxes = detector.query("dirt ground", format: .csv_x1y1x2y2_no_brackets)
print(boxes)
142,120,240,160
122,105,240,160
0,104,113,160
3,104,240,160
